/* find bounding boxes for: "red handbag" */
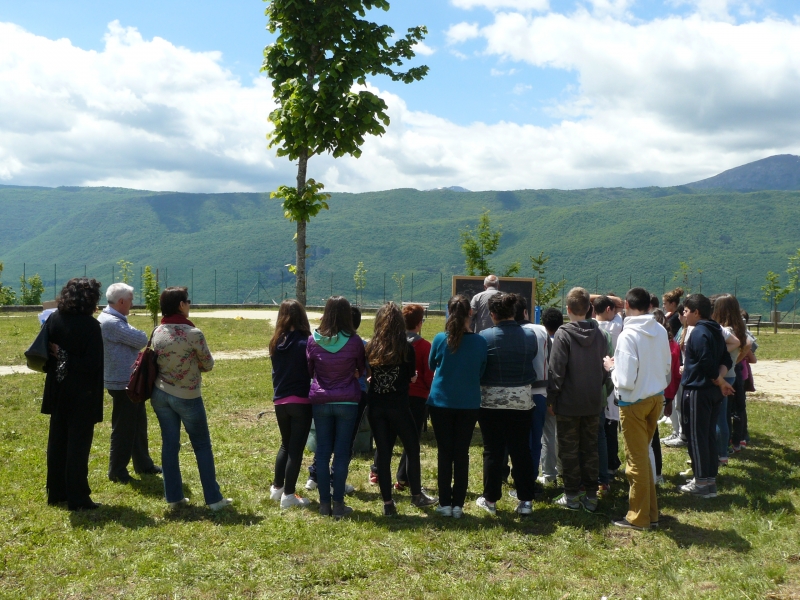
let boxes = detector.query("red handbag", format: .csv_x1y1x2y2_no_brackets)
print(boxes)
126,331,159,403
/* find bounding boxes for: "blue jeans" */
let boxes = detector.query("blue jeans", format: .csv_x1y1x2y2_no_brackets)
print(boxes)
529,394,547,479
716,394,730,459
313,403,358,504
151,388,223,505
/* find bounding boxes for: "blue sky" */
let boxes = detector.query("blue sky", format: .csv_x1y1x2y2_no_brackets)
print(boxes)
1,0,799,192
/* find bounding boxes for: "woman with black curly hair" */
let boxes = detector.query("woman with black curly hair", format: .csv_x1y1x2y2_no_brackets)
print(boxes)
42,277,105,511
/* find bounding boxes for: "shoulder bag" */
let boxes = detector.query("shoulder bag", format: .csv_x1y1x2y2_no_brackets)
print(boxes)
126,329,159,403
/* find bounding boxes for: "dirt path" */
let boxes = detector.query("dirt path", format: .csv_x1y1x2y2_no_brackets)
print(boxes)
180,309,373,323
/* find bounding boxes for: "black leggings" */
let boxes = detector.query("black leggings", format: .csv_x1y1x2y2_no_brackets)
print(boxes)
429,405,478,507
273,403,313,495
374,395,427,484
478,407,535,502
651,426,662,477
369,399,422,502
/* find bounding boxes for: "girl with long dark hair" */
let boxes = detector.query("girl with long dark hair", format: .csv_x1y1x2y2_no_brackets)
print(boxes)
268,299,313,509
366,302,437,515
426,295,487,518
307,296,365,519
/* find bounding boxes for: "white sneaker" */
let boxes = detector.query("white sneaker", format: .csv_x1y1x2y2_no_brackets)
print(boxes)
476,496,496,515
269,485,284,501
537,474,557,485
515,500,533,515
452,506,463,519
305,478,318,491
280,493,310,509
679,468,693,478
331,483,355,496
435,505,453,517
168,498,189,509
209,498,233,511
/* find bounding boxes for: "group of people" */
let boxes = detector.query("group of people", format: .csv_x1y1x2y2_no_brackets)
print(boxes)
42,279,230,511
40,275,756,530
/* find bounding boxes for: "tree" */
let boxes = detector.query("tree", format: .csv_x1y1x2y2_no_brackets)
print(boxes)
142,266,160,327
761,271,790,334
671,260,701,295
0,263,16,306
19,273,45,305
392,272,405,304
116,259,134,284
529,252,566,308
460,210,520,277
353,261,367,306
262,0,428,306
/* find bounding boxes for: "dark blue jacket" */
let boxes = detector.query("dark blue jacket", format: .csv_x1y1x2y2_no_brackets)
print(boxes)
681,320,733,390
479,320,538,387
271,330,311,400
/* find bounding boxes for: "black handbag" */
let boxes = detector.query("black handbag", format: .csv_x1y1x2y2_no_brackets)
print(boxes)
24,319,50,372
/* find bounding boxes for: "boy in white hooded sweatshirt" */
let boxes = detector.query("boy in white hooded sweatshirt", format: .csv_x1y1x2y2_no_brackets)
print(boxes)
604,288,671,531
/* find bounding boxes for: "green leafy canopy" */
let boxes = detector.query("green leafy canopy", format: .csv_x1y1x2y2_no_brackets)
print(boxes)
262,0,428,161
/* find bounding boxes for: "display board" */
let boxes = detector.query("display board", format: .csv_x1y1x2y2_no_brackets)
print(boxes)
451,276,537,313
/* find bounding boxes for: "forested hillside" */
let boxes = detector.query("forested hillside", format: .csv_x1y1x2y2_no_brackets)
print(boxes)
1,184,798,313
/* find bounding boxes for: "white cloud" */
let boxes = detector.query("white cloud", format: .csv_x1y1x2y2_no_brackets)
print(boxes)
2,13,800,195
452,0,550,11
585,0,636,19
512,83,532,94
413,41,436,56
0,21,284,192
445,22,481,44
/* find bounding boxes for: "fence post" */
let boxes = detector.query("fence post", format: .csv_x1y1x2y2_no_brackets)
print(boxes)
165,267,168,289
191,268,194,302
54,264,57,300
281,269,284,301
440,273,443,311
112,265,114,284
236,270,239,304
411,272,414,301
140,267,143,304
84,265,87,277
214,269,217,306
383,273,386,304
258,272,260,304
330,272,333,298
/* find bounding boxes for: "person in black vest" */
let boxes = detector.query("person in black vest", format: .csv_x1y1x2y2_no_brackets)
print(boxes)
42,278,104,511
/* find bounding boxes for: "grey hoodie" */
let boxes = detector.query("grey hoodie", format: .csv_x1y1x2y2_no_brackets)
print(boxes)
547,319,609,417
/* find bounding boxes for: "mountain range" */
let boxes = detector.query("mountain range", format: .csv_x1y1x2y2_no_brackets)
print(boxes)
1,155,799,313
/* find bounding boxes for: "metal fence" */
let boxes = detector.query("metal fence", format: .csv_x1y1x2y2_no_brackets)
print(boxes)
1,261,799,321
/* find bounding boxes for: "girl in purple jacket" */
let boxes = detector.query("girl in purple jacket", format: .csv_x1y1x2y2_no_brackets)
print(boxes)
306,296,365,519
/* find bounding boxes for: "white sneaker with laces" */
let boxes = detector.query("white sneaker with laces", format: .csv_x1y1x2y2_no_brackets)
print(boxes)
476,496,496,515
452,506,463,519
331,483,355,496
168,498,189,509
280,493,310,509
305,478,318,491
269,485,284,501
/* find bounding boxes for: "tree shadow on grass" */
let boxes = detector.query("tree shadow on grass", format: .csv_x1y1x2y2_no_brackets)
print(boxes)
69,505,158,530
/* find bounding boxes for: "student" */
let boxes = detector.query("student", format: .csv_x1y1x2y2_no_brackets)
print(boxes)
476,293,539,516
366,302,437,515
652,309,681,485
427,295,488,518
662,288,685,342
679,294,734,499
307,296,365,519
268,299,313,509
538,307,564,485
711,295,749,466
663,303,687,446
604,289,671,530
307,306,364,495
390,304,434,491
593,295,622,494
547,288,609,512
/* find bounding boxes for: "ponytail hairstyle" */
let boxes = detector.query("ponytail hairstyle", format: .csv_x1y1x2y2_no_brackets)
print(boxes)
366,302,408,366
663,287,685,306
712,294,747,349
269,299,311,355
488,292,518,321
446,295,471,352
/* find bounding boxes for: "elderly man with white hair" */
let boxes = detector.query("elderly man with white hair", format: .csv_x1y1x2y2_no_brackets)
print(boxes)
470,274,501,334
98,282,161,483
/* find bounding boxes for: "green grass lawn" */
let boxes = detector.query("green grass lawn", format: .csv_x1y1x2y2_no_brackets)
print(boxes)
2,352,799,598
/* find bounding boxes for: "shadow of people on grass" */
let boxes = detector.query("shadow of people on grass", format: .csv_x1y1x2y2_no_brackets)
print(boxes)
655,516,752,552
129,475,166,499
163,505,265,526
69,505,158,530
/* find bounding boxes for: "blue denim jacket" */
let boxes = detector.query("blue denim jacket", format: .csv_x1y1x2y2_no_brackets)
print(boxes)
479,320,538,387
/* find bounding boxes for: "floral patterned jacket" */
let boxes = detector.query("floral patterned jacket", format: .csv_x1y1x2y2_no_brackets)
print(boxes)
153,324,214,399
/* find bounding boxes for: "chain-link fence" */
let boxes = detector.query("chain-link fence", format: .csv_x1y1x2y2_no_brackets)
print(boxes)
1,262,799,323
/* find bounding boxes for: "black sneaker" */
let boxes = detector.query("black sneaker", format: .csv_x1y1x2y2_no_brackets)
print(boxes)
411,492,438,508
383,502,397,516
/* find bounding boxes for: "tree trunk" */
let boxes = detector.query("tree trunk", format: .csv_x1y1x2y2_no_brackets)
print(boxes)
296,150,309,306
